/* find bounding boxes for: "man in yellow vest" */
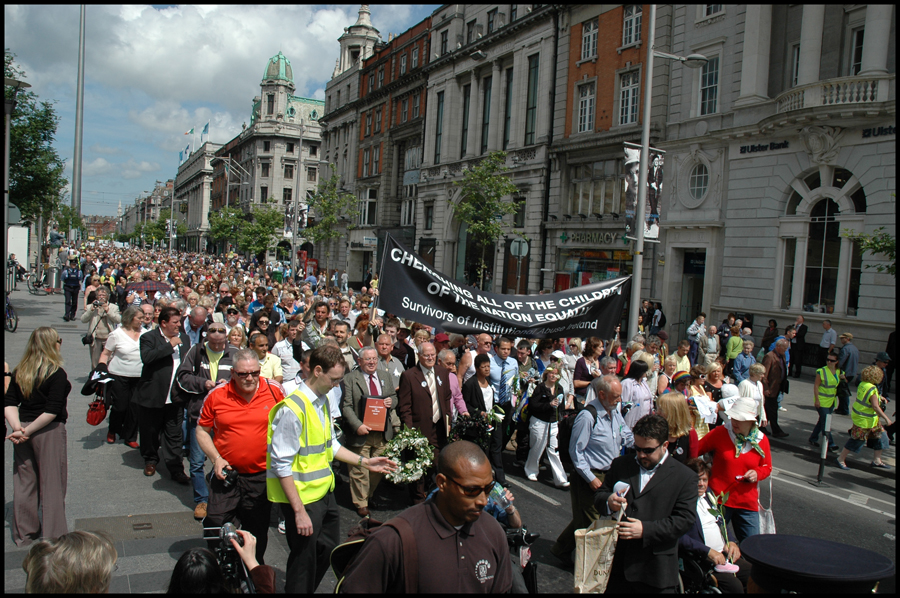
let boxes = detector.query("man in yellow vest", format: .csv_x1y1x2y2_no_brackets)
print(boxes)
267,344,397,593
808,352,842,451
836,366,894,470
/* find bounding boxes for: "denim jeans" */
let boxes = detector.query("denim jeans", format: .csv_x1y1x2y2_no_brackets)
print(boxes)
809,405,836,447
725,506,760,544
776,392,784,410
183,415,209,504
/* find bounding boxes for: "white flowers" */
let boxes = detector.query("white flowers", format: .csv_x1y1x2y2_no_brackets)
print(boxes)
383,426,434,484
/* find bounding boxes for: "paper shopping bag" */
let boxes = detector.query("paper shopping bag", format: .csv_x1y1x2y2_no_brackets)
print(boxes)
574,511,623,593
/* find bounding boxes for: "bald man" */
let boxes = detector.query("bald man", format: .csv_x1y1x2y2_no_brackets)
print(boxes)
458,333,494,385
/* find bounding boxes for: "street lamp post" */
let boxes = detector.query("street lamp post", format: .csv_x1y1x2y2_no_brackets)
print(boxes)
627,4,707,339
5,77,32,284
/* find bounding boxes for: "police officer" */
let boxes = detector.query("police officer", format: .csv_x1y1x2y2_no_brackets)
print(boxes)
62,257,84,321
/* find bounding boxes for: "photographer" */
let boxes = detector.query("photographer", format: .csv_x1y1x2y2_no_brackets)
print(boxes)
80,286,121,369
168,528,275,594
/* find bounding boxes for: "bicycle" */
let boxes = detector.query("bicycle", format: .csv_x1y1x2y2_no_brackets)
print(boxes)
25,267,50,296
6,293,18,332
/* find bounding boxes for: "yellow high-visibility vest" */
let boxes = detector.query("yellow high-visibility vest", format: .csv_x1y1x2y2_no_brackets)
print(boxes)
851,382,879,429
815,367,842,408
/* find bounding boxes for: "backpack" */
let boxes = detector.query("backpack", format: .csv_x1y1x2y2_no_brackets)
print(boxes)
331,515,418,593
558,404,598,466
657,310,667,328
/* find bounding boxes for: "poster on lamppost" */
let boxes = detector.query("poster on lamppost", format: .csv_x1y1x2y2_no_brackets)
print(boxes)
623,142,665,242
377,234,631,339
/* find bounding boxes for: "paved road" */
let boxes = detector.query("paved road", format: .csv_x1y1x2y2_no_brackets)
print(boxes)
4,285,895,593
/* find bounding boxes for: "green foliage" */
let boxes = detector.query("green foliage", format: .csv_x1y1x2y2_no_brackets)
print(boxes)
238,198,285,259
305,167,359,274
5,50,68,225
54,203,85,236
451,151,522,288
208,205,245,243
842,226,896,277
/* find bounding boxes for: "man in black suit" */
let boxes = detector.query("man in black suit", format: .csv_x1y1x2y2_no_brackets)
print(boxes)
790,315,808,378
595,414,697,593
136,306,191,482
398,341,452,503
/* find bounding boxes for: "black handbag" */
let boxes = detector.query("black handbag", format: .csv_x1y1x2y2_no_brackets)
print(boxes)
82,318,102,346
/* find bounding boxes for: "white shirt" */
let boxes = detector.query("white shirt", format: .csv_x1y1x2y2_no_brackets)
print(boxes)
638,449,668,493
481,384,494,412
272,338,301,381
104,328,143,377
697,495,726,552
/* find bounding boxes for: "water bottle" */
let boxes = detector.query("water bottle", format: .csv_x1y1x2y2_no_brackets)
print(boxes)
490,483,513,510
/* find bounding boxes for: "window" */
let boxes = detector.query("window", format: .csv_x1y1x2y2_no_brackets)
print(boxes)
261,163,270,178
434,91,444,164
363,149,370,177
267,94,275,115
510,5,517,22
582,18,598,60
780,238,796,309
689,164,709,199
704,4,723,17
413,93,421,118
359,189,377,226
282,188,292,205
260,186,268,203
440,30,449,55
482,76,493,154
310,145,318,157
405,146,422,170
284,164,294,179
503,69,512,150
401,185,416,226
336,90,341,106
375,108,382,133
368,73,375,93
378,67,384,88
513,197,526,228
850,28,864,75
400,53,407,75
488,8,498,33
286,142,294,153
524,54,539,145
804,199,841,313
577,81,596,133
412,45,418,68
619,70,640,125
263,141,271,152
365,113,372,136
424,204,434,230
790,44,800,87
700,56,719,115
623,5,642,47
461,84,471,158
402,98,409,122
467,20,477,44
307,166,317,182
373,145,380,174
566,160,623,216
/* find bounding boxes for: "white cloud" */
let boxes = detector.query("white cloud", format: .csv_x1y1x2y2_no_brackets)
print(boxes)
121,159,160,180
83,158,115,177
90,144,121,155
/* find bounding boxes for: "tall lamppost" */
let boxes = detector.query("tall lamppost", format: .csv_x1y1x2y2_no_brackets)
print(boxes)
5,77,31,282
628,4,707,339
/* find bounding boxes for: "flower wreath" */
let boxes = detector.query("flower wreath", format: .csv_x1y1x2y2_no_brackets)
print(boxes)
382,426,434,484
448,406,504,455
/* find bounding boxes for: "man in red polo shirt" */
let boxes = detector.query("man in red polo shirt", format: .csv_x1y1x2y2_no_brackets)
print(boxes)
196,348,284,565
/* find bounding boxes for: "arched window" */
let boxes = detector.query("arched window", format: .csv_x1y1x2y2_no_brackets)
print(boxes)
804,199,841,312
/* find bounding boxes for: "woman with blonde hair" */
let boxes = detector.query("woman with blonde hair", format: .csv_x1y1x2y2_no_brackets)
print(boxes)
187,292,200,310
657,391,698,463
837,366,894,470
736,363,768,428
658,355,678,395
688,364,716,440
22,530,117,593
227,325,248,350
4,327,71,546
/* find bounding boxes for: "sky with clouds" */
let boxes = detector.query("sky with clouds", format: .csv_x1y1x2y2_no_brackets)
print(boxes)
5,4,437,217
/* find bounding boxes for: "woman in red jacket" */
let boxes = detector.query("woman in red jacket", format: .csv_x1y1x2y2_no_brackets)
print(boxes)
697,396,772,543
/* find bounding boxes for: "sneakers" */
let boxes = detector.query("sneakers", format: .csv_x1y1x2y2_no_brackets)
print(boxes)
277,520,286,534
193,502,208,520
526,473,538,482
778,407,788,412
555,481,571,489
809,440,820,448
836,459,849,470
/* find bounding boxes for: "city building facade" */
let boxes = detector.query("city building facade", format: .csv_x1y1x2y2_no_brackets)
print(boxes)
173,141,221,253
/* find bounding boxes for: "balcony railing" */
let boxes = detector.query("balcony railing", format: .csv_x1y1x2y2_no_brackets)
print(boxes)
776,74,893,114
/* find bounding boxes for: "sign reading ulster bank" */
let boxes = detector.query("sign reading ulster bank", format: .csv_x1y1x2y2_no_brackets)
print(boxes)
378,234,630,339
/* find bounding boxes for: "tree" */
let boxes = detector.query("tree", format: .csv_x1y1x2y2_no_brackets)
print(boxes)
305,167,359,276
237,198,285,261
451,151,522,289
5,51,68,227
843,226,896,277
208,205,246,252
54,202,85,237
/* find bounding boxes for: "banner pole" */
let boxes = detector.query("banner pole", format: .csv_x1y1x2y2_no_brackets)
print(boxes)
373,233,390,315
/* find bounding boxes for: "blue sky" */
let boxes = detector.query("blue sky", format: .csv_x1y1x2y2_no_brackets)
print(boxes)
4,4,437,217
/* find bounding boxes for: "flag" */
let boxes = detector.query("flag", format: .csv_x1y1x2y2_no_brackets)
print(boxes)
185,143,190,157
184,128,194,135
179,150,183,163
202,122,209,135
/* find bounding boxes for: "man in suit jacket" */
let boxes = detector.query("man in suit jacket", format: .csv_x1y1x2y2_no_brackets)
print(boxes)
341,346,398,516
790,315,808,378
761,339,790,438
136,306,192,482
595,414,697,593
398,341,452,503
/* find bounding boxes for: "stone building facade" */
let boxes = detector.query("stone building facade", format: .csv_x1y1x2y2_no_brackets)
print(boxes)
173,141,221,252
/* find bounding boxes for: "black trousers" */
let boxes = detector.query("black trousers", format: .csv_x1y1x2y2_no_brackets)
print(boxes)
205,471,271,565
409,445,440,504
763,395,784,435
107,374,140,442
281,492,340,593
605,548,677,593
790,343,805,377
488,421,506,485
816,346,831,369
64,286,79,318
138,403,185,476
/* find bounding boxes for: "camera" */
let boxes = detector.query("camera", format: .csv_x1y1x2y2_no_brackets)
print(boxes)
222,467,239,489
202,522,255,594
93,300,102,308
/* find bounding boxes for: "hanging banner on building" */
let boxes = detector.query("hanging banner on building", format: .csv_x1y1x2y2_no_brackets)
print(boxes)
623,142,665,242
378,235,631,339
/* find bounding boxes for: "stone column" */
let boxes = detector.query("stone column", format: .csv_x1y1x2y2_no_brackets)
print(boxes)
536,35,554,143
832,236,853,316
423,86,437,165
488,60,503,151
859,5,893,75
735,5,772,106
789,236,808,311
466,70,480,158
505,53,523,150
797,5,825,85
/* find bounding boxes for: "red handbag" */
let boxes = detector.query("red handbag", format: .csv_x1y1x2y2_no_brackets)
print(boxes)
86,398,107,426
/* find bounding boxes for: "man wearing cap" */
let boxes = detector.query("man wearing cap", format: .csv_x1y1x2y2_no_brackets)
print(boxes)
835,333,860,416
817,320,837,368
433,332,450,353
62,257,85,321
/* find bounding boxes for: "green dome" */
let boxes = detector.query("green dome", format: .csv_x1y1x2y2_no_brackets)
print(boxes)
263,51,293,84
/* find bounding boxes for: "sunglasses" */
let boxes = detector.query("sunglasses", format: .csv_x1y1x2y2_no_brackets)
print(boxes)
208,328,227,334
233,370,261,378
56,338,63,344
827,358,838,363
633,444,662,455
447,476,495,498
258,320,270,325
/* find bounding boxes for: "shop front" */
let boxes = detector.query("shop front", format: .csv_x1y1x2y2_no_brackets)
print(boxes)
552,229,632,292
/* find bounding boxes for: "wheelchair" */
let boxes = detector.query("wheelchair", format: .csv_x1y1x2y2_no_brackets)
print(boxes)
678,553,722,594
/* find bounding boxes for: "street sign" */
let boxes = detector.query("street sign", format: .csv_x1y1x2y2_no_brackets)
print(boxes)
8,205,21,226
509,238,528,257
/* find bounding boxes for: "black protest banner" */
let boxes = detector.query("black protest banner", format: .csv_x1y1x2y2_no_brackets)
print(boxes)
377,234,631,339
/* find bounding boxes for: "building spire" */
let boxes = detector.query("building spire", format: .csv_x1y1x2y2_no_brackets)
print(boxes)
355,5,372,28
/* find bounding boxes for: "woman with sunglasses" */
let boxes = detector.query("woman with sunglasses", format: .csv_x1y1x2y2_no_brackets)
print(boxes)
4,327,72,546
83,275,102,310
